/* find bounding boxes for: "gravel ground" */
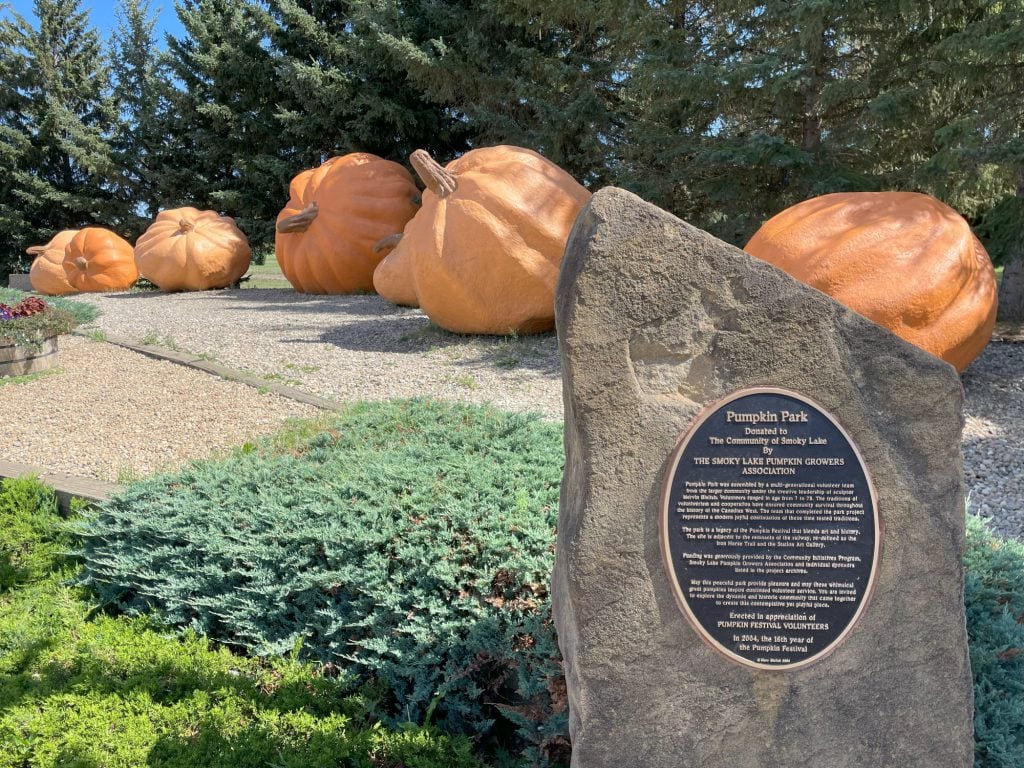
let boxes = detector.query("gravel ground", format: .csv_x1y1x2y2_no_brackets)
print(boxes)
4,288,1021,539
78,289,564,418
961,342,1024,538
0,334,319,482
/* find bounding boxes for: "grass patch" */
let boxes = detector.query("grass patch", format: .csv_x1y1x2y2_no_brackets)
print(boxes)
139,329,181,352
0,476,481,768
0,367,63,387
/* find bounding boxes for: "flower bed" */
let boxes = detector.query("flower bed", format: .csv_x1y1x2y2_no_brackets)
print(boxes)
0,294,83,377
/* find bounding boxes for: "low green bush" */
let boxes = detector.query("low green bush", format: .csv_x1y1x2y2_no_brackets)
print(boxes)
69,401,1024,767
78,399,567,763
965,513,1024,768
0,476,72,590
0,474,481,768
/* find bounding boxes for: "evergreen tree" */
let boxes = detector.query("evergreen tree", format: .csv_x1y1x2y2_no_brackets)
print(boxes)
160,0,291,250
0,0,120,274
359,0,631,184
617,2,727,228
920,0,1024,320
265,0,465,166
110,0,166,237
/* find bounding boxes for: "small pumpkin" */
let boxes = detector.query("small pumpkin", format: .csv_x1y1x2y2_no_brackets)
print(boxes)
27,230,79,295
63,227,138,292
380,145,591,335
275,153,421,294
744,191,997,372
135,208,251,291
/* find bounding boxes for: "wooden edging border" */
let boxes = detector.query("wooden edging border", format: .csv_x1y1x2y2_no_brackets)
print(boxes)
72,330,348,413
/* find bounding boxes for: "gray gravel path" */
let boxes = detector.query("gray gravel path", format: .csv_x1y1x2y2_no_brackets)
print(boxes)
0,334,319,482
78,289,563,418
960,343,1024,538
7,288,1020,539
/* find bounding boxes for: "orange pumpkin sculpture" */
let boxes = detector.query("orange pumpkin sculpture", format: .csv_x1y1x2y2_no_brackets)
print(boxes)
27,230,79,295
372,241,418,307
275,153,421,294
63,227,138,292
135,208,251,291
377,146,591,334
744,191,997,372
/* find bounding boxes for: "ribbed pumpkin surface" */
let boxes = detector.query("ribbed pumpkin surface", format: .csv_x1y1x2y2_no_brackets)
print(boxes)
28,230,79,295
63,227,138,292
744,192,997,372
135,208,251,292
275,154,420,294
377,145,591,335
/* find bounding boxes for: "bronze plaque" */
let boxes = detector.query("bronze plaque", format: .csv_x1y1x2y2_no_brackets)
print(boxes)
660,387,879,670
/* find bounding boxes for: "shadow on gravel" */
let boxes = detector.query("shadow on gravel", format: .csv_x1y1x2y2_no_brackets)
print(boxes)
100,288,397,315
99,289,562,376
283,311,561,376
961,342,1024,415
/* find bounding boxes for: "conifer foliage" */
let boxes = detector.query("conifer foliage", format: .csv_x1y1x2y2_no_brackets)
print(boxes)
78,400,568,763
0,0,121,273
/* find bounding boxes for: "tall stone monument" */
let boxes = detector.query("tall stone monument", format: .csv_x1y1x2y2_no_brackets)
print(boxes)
553,188,973,767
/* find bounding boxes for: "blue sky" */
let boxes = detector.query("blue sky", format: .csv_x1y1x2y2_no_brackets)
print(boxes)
2,1,185,45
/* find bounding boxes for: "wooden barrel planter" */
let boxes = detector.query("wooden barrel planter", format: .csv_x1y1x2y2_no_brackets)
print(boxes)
0,335,59,377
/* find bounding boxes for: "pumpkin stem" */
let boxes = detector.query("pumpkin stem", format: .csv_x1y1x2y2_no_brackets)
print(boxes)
25,245,46,256
372,233,403,254
410,150,457,199
178,219,195,233
277,202,319,234
74,257,88,270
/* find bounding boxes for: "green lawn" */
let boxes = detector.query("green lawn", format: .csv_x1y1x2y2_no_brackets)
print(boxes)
0,475,481,768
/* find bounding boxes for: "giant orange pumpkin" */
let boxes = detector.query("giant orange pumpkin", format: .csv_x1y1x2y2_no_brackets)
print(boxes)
380,146,591,335
27,230,79,295
63,227,138,292
274,153,421,294
135,208,251,291
744,192,997,372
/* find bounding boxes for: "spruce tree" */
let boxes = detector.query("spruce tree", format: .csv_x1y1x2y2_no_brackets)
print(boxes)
920,0,1024,320
110,0,165,237
0,0,120,274
265,0,465,166
357,0,630,184
160,0,291,251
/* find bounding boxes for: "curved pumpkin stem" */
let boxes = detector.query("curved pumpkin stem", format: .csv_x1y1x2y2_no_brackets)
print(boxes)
178,219,195,233
372,233,403,254
25,245,46,256
74,257,88,270
410,150,457,199
277,202,319,233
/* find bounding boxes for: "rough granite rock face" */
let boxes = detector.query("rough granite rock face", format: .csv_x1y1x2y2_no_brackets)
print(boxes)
553,188,973,768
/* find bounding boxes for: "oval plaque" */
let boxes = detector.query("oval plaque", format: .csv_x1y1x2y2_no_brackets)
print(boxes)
660,387,879,670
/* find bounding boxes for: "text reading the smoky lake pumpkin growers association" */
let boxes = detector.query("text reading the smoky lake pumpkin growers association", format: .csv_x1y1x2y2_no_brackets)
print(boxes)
663,392,877,668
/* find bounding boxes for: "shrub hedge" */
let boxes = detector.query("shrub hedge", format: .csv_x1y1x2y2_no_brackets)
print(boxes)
77,399,568,763
965,514,1024,768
